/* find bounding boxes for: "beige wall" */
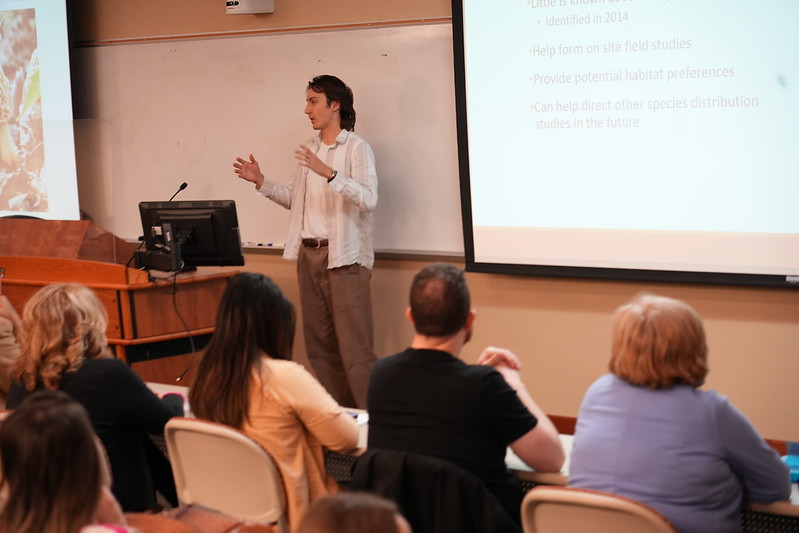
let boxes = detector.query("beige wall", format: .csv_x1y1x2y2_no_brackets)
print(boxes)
244,252,799,442
71,2,799,441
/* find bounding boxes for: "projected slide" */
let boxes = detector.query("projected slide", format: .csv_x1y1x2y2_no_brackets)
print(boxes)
0,2,78,219
455,1,799,283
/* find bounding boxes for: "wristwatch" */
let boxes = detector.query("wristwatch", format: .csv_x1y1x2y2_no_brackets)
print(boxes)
328,170,338,183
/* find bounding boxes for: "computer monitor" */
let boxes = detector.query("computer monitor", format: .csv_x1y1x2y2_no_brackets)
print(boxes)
135,200,245,272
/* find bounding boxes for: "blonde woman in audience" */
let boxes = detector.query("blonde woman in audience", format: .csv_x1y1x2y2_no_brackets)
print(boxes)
0,390,137,533
7,283,184,512
189,272,360,531
297,493,412,533
569,293,791,533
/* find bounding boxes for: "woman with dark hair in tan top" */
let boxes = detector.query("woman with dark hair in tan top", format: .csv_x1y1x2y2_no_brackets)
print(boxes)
190,272,359,531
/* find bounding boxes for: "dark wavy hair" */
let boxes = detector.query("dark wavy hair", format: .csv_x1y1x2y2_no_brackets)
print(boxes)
0,390,104,533
298,492,404,533
307,75,356,131
409,263,471,338
189,273,296,428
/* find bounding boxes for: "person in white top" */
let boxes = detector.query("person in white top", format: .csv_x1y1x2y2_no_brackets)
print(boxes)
234,75,378,409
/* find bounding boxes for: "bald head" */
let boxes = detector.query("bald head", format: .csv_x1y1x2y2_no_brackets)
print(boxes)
409,263,470,337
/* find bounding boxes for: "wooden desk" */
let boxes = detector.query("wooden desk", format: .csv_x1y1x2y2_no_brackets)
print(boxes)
508,434,799,523
142,384,799,529
0,256,236,362
507,434,571,487
747,486,799,517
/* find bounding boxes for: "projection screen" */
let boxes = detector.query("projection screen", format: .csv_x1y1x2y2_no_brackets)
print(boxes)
452,0,799,287
0,0,79,220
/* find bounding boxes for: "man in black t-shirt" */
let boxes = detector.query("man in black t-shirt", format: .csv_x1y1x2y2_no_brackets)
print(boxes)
367,263,565,523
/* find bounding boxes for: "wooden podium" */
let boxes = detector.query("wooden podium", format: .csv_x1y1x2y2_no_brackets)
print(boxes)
0,219,236,367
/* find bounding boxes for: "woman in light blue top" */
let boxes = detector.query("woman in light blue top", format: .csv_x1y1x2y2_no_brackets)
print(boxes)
569,293,791,533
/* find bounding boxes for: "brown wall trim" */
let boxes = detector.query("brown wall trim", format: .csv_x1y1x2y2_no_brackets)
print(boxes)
550,415,577,435
73,17,453,48
550,415,788,455
243,247,464,263
766,439,788,456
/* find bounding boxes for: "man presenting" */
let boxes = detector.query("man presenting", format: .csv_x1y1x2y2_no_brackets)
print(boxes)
233,75,377,408
367,263,564,524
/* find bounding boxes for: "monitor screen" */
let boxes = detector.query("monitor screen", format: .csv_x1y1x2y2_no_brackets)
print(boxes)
136,200,244,271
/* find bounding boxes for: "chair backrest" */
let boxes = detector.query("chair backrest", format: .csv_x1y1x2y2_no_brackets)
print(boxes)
93,435,113,488
164,417,288,533
521,486,677,533
350,448,521,533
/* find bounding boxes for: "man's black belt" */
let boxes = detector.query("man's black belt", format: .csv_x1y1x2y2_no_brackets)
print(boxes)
302,238,329,248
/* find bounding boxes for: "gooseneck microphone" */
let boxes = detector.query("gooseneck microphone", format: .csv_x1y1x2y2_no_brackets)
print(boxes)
168,182,188,202
171,181,192,381
176,357,194,383
129,181,189,267
128,181,189,270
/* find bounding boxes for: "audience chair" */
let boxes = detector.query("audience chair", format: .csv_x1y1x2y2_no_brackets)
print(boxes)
350,448,520,533
94,435,113,488
521,486,677,533
164,417,288,533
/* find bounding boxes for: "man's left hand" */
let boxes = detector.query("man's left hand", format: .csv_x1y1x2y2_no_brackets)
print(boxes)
295,145,333,180
477,346,522,371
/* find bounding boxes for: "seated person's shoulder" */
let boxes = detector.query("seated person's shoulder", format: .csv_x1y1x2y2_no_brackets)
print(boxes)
68,357,141,386
262,358,317,383
83,357,129,373
463,361,506,382
0,316,16,342
370,352,411,375
0,317,20,362
372,352,399,367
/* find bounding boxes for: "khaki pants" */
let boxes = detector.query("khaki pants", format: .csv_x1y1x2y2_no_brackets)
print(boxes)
297,246,375,408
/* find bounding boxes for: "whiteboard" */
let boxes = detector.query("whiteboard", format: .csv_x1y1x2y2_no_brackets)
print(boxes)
71,24,464,255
